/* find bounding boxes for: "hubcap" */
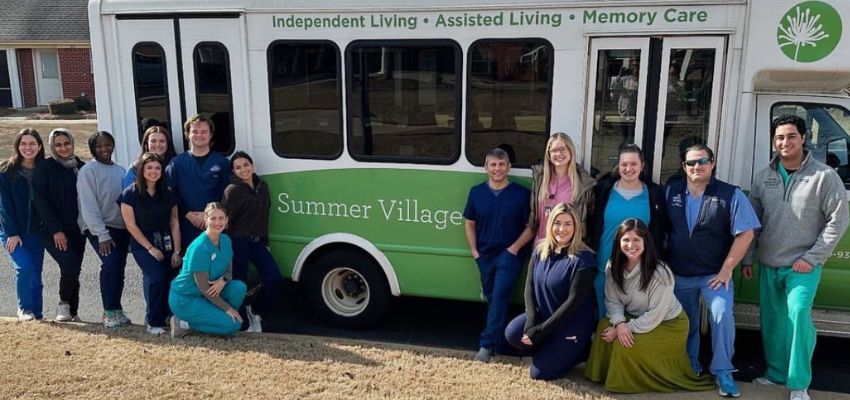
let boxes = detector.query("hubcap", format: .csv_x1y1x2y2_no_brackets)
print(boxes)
321,267,370,317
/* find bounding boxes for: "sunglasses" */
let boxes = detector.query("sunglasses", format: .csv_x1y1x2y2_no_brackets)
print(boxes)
683,157,712,167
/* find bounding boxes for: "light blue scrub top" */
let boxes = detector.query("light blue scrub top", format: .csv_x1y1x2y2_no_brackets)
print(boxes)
171,233,233,296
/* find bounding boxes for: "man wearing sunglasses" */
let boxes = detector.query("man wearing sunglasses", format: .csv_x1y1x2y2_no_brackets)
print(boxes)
744,114,848,400
665,144,761,398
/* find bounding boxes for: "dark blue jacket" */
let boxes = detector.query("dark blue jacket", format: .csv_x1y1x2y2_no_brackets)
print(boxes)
0,167,41,237
665,178,736,277
33,157,84,236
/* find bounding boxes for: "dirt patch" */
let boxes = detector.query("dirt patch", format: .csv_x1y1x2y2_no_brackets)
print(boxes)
0,120,97,160
30,111,98,120
0,319,612,400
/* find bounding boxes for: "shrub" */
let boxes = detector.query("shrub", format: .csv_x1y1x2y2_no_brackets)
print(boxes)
48,98,76,115
75,93,93,111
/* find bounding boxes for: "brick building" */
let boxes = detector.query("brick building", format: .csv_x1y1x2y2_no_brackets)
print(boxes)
0,0,93,108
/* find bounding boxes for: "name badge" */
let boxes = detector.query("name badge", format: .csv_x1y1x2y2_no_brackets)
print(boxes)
211,253,217,261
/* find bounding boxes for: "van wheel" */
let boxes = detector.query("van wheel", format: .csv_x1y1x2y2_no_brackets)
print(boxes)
305,250,390,328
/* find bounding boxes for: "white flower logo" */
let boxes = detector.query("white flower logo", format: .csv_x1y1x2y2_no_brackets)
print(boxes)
778,5,830,61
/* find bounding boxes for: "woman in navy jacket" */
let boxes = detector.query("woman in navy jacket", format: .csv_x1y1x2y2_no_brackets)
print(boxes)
0,128,46,321
33,128,86,322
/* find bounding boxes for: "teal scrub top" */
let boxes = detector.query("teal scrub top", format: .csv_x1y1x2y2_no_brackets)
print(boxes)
171,233,233,296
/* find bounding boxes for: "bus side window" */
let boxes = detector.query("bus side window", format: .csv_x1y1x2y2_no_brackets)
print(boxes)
466,39,553,168
131,42,171,144
194,42,235,155
770,102,850,189
268,41,342,159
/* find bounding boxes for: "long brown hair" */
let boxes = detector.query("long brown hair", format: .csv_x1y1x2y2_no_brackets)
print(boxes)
609,218,669,293
134,152,168,196
1,128,45,174
140,126,176,164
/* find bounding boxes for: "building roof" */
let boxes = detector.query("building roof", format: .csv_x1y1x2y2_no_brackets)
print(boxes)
0,0,89,41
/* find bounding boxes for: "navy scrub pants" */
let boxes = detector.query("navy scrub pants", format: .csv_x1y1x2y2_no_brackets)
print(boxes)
505,313,593,380
476,249,521,352
87,227,130,312
132,247,179,328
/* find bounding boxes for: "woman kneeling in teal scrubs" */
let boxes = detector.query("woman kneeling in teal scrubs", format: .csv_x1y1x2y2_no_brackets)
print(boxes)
169,202,246,337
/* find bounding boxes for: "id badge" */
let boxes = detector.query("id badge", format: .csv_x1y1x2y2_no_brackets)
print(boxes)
544,205,553,217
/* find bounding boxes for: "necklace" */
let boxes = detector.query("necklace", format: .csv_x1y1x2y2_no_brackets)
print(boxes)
548,176,561,200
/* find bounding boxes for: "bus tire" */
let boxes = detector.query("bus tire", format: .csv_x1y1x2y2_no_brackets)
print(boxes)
304,250,390,328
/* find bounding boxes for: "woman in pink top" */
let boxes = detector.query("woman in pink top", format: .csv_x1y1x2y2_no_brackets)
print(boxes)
527,133,596,244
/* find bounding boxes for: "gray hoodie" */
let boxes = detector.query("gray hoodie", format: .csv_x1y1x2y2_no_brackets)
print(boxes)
77,159,126,242
746,152,849,267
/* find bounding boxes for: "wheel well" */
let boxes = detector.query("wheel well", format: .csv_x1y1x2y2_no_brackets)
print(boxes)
293,238,401,296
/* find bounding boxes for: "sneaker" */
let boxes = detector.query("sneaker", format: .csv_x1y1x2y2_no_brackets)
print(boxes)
752,376,780,386
102,311,122,328
790,390,810,400
474,347,493,363
16,308,35,321
716,372,740,398
246,306,263,333
55,303,73,322
70,315,82,322
170,315,189,339
115,310,132,326
146,325,166,335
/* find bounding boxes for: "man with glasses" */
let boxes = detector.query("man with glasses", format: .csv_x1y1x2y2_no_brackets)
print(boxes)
744,114,848,400
664,144,760,398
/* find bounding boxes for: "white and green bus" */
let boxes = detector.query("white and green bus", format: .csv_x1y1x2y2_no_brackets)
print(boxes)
89,0,850,332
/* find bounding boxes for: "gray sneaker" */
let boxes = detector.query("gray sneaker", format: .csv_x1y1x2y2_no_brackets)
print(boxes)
474,347,493,363
55,303,72,322
115,310,132,326
246,306,262,333
790,390,810,400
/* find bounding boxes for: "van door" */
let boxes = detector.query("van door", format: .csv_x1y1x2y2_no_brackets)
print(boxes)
114,18,183,162
584,36,726,183
177,18,246,155
747,95,850,318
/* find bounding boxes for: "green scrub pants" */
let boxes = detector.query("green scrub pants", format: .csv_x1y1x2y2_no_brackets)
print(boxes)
759,264,821,390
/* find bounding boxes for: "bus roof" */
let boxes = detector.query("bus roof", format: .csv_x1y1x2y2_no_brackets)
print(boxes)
91,0,747,14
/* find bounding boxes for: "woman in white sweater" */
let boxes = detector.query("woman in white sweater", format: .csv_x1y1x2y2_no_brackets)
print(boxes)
585,218,712,393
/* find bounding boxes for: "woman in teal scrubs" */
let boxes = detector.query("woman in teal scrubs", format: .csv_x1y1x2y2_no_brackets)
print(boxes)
168,202,246,337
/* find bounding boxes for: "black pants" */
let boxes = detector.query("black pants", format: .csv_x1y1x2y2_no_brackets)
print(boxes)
43,229,86,317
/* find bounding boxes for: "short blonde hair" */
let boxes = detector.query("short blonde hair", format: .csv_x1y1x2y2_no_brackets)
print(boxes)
204,202,228,218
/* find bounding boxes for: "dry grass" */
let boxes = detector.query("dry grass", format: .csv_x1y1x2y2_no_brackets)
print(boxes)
0,120,97,161
0,319,613,400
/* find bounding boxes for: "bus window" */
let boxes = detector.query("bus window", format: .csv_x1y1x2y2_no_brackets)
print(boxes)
346,40,461,164
268,41,341,159
193,42,234,154
131,42,170,143
466,39,552,167
771,102,850,189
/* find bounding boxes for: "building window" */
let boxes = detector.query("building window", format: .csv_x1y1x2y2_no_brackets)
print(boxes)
347,40,461,164
466,39,553,167
193,42,234,155
131,42,170,143
268,41,341,159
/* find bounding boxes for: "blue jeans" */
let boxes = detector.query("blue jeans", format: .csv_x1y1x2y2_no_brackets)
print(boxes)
169,280,247,336
132,247,178,328
1,232,45,318
476,249,521,351
674,273,736,375
87,228,130,311
232,236,284,329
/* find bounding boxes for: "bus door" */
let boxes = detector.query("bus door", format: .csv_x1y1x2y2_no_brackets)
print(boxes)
583,36,727,184
114,15,244,160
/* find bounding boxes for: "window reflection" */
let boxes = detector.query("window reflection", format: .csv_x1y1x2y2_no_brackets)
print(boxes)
590,50,641,177
194,42,234,154
132,43,170,143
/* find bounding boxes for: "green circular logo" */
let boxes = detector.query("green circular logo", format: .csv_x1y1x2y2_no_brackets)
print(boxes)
777,1,842,62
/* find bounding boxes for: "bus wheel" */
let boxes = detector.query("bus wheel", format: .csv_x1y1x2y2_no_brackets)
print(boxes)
305,250,390,328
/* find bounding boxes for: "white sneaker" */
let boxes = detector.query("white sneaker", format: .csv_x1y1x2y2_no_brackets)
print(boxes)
146,325,166,335
753,376,779,386
55,303,73,322
170,315,190,339
246,306,263,333
790,390,810,400
17,308,35,321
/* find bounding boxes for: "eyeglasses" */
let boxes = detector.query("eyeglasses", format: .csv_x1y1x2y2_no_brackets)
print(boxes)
549,146,569,154
683,158,712,167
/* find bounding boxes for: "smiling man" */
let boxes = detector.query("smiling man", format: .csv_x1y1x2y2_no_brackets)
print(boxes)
744,114,849,400
665,144,760,398
463,148,533,363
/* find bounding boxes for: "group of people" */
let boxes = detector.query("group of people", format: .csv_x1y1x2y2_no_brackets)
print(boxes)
0,115,283,338
463,115,848,400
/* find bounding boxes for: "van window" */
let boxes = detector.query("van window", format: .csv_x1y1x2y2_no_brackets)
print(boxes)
466,39,552,167
346,40,461,164
771,103,850,189
131,42,171,143
268,41,341,159
194,42,234,154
